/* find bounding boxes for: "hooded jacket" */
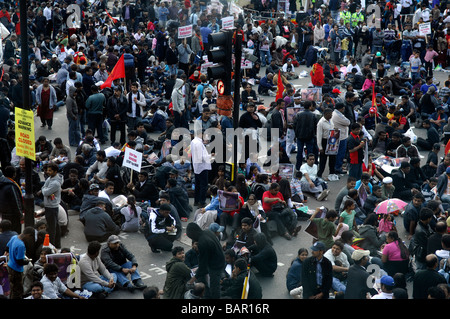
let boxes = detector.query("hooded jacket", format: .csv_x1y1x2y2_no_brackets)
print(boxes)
171,78,185,114
185,223,225,278
358,224,386,256
82,206,120,239
66,86,78,120
163,256,192,299
0,173,23,233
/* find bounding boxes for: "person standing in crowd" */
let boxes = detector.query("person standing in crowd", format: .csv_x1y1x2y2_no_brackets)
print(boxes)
36,77,58,130
37,163,62,249
6,226,35,299
186,222,225,299
190,129,212,208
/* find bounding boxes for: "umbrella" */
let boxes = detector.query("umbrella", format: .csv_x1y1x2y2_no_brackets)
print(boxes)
374,199,408,215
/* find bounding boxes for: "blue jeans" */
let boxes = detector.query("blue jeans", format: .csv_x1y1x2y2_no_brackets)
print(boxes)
295,139,316,170
82,273,117,294
335,139,347,172
169,64,178,76
260,50,271,67
111,261,142,287
67,116,81,146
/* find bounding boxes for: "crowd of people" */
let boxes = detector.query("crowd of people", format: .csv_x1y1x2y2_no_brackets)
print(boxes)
1,0,450,301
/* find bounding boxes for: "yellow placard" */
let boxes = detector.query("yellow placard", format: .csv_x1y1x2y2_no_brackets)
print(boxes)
14,107,35,160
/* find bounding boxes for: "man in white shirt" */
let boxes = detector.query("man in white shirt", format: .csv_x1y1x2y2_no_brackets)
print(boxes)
190,131,212,207
282,59,298,80
94,62,109,83
324,241,350,294
86,150,108,181
371,275,395,299
126,82,147,132
331,103,351,174
317,108,339,181
300,153,330,201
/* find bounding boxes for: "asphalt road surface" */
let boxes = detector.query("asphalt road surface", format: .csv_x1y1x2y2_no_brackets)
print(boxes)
32,63,449,300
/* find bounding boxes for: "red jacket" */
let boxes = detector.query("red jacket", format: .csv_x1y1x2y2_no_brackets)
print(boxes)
310,63,325,87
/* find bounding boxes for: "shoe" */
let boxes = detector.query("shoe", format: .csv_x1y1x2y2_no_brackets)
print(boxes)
124,283,136,293
181,217,188,222
317,189,330,201
48,126,52,130
283,232,292,240
40,124,46,128
151,247,161,253
292,225,302,237
133,279,147,290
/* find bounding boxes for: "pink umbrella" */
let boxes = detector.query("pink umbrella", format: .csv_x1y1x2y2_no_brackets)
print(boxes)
373,199,408,216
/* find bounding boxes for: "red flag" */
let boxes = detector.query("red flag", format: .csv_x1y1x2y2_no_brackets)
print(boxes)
100,54,125,89
276,70,284,101
445,139,450,155
105,10,118,23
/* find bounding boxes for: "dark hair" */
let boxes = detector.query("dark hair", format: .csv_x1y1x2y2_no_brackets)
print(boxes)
278,178,292,201
343,199,355,210
241,217,253,226
143,286,160,299
419,207,434,221
364,213,378,226
87,241,102,255
43,263,59,275
387,231,409,260
171,246,184,256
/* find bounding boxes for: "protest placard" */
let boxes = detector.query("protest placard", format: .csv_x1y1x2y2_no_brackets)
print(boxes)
419,22,431,35
178,24,193,39
222,16,234,29
123,147,143,173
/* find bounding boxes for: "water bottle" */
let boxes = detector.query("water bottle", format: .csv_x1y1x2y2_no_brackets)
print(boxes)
147,200,151,208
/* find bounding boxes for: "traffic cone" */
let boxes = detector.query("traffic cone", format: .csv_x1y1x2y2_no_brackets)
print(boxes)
43,234,50,247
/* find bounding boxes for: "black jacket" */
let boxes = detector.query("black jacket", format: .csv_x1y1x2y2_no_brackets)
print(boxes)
293,109,318,141
185,223,225,278
344,264,378,299
302,255,333,299
107,94,128,122
221,269,262,299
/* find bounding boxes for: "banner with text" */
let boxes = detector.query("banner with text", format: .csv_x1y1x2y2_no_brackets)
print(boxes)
123,147,143,172
178,24,193,39
15,107,35,161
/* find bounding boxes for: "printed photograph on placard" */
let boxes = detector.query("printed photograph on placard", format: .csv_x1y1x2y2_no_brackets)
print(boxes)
300,88,322,103
325,129,340,155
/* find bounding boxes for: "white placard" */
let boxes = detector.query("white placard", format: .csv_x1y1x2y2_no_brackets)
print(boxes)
123,147,143,172
222,16,235,29
178,24,193,39
419,22,431,35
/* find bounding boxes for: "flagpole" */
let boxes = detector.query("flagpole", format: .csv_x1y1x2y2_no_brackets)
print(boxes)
241,260,251,299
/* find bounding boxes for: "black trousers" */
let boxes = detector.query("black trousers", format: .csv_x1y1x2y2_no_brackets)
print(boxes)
110,120,126,144
318,138,336,177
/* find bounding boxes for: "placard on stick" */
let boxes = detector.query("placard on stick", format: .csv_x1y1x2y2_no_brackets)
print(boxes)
123,147,143,173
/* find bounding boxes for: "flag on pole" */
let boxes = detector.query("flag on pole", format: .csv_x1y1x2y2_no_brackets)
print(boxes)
100,54,125,89
276,70,284,101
